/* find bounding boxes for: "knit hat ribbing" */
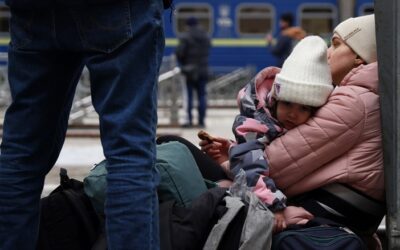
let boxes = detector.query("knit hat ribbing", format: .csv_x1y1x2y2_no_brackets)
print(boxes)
334,14,376,63
273,36,333,107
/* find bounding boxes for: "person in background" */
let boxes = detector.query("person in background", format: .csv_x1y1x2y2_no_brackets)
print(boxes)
176,17,211,128
0,1,164,249
266,12,306,67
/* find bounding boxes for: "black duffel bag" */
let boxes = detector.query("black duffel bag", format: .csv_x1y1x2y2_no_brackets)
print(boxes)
272,218,367,250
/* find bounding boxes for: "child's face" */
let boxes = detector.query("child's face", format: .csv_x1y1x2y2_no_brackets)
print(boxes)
276,101,313,129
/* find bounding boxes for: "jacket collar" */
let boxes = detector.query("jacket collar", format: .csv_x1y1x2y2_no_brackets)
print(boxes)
339,62,379,94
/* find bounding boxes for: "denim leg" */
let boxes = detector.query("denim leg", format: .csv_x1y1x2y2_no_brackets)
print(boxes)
196,76,207,126
83,1,164,249
186,82,194,125
0,47,83,249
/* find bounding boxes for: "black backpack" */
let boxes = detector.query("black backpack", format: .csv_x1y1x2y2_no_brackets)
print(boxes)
36,168,105,250
159,187,230,250
159,187,274,250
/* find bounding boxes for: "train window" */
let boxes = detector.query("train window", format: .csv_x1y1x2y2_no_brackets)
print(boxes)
174,4,213,35
358,3,374,16
298,4,337,38
0,6,9,37
236,4,274,37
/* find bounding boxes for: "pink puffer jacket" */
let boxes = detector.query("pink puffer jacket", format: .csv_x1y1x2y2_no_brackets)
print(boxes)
266,62,384,202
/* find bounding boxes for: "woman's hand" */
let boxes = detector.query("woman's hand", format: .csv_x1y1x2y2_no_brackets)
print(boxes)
199,137,231,165
273,210,287,233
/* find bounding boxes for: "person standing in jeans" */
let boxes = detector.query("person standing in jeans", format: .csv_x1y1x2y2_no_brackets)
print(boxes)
0,0,165,249
176,17,211,128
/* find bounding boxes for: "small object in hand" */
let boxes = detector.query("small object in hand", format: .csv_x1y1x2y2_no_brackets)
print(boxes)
197,130,214,143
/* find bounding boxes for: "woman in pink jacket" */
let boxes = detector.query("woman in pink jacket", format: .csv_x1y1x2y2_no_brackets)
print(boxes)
200,14,384,242
158,13,383,247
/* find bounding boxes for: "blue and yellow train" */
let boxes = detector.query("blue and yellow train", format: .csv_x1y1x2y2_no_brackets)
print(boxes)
163,0,374,74
0,0,374,72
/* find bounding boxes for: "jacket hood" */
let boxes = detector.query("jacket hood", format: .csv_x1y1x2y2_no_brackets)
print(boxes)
252,67,281,109
236,67,280,122
340,62,379,93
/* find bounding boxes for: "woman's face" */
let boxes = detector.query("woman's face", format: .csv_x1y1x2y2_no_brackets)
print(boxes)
276,101,313,130
327,34,360,85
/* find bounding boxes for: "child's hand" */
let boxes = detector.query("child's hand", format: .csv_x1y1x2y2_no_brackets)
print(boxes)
199,136,231,164
197,130,215,143
273,210,287,233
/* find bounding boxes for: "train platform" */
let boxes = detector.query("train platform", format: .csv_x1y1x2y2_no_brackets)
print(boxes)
42,107,237,196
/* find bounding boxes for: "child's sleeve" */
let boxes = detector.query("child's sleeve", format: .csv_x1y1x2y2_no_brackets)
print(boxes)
229,139,286,211
233,110,284,144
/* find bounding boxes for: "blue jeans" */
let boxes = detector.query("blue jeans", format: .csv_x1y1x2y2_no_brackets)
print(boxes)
0,1,164,249
186,75,207,126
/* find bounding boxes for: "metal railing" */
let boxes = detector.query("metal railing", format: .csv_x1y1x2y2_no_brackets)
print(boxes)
207,66,255,106
69,55,185,126
0,54,255,127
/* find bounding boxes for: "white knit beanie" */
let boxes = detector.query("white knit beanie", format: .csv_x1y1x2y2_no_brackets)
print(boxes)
334,14,376,63
273,36,333,107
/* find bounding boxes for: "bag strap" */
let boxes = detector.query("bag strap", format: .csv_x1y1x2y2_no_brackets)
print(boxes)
203,196,245,250
290,183,385,235
320,184,385,216
59,168,100,246
60,168,71,189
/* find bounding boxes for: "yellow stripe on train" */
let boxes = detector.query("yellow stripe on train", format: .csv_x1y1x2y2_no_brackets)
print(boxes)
166,38,269,47
0,38,9,45
0,38,270,47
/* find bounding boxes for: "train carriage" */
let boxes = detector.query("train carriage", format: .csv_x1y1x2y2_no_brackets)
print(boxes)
164,0,374,74
0,0,374,73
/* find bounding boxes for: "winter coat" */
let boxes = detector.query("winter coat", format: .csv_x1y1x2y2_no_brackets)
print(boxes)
266,62,384,202
229,77,286,211
175,26,211,81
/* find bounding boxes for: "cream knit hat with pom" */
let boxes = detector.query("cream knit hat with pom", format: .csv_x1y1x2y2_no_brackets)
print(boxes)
334,14,376,63
273,36,333,107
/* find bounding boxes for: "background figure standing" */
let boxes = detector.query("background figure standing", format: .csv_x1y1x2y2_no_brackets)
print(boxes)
176,17,211,128
0,1,164,249
266,13,306,67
